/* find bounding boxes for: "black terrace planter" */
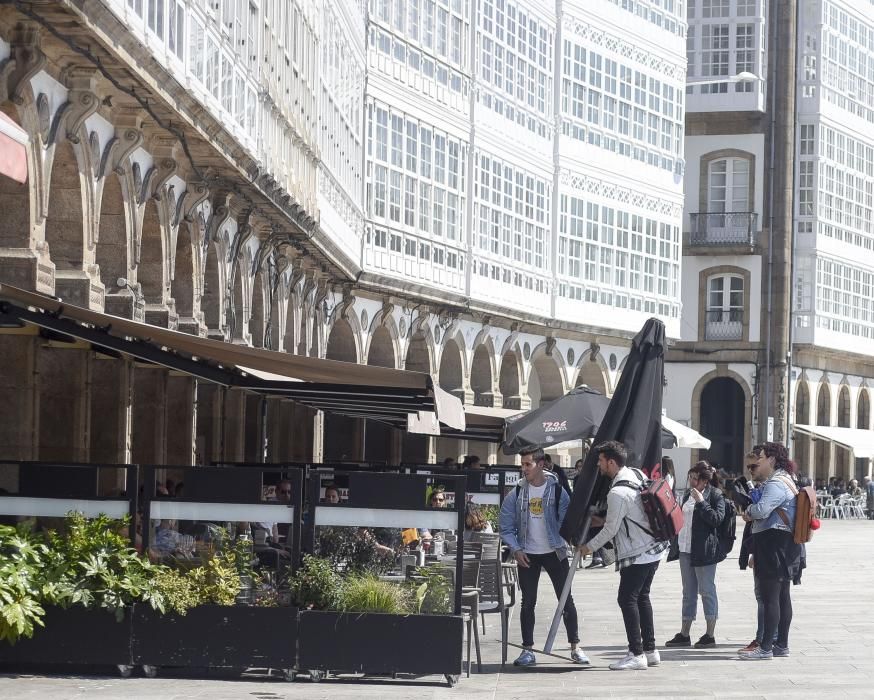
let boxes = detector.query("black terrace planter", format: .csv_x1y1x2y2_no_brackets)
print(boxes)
131,604,299,670
298,610,463,682
0,605,132,668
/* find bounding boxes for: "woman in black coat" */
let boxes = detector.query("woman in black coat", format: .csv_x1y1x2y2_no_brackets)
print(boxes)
665,461,726,649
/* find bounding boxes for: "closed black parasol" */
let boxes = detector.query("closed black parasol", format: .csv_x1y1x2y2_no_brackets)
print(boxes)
560,318,666,545
501,387,611,455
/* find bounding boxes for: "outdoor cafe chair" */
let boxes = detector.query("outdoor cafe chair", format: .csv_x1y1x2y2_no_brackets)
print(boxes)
421,560,482,677
468,532,516,665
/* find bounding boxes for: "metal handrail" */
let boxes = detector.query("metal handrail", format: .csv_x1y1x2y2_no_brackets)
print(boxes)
689,212,758,246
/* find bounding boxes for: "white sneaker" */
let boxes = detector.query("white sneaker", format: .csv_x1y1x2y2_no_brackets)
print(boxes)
645,649,661,667
609,652,648,670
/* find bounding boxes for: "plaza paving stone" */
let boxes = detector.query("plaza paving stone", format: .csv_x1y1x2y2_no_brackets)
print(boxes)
1,518,872,699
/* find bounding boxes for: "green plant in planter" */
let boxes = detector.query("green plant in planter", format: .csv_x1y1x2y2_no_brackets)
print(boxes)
42,513,164,620
0,525,49,643
150,568,199,615
340,575,411,615
289,555,343,610
405,566,453,615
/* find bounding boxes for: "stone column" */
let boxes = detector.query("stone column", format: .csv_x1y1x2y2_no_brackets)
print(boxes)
243,393,265,463
0,335,38,491
312,410,325,462
194,382,221,466
265,397,286,462
131,366,168,466
222,387,247,462
165,374,196,466
89,354,132,494
36,343,90,462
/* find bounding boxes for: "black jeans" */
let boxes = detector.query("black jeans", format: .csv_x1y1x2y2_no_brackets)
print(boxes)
757,574,792,652
617,561,659,656
517,552,580,648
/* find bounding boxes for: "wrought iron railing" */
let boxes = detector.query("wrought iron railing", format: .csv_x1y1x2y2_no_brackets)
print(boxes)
689,212,758,246
704,310,743,340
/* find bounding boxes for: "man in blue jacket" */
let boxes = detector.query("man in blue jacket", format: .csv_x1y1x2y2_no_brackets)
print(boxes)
499,448,589,667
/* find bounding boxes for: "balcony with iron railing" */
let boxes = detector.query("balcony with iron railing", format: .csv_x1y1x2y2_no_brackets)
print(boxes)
704,309,744,341
689,212,758,247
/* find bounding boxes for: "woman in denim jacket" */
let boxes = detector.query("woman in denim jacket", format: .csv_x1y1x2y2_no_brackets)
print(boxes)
739,442,803,660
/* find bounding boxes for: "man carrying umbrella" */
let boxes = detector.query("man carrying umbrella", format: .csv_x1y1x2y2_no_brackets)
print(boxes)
499,447,591,667
578,440,669,670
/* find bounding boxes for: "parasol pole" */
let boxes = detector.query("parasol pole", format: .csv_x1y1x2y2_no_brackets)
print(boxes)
543,506,598,653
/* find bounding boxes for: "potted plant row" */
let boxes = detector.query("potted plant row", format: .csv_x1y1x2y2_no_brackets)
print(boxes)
0,515,298,674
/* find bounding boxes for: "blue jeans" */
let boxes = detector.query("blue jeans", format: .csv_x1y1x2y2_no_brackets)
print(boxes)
678,552,718,620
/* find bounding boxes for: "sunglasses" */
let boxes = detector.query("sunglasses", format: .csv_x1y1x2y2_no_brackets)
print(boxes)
278,489,292,494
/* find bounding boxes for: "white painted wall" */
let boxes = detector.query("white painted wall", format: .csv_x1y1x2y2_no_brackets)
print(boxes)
680,254,763,342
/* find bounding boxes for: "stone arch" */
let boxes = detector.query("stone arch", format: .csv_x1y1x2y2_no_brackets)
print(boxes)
266,280,283,350
836,383,852,480
250,268,266,348
0,104,35,251
171,223,196,319
282,282,298,353
858,388,871,430
575,351,610,396
202,241,222,331
138,198,166,303
814,380,832,481
405,330,433,373
527,349,565,408
816,381,831,426
368,325,397,369
325,316,359,363
793,379,811,476
499,347,523,410
231,261,247,342
690,367,753,469
438,335,466,401
470,342,496,407
44,140,85,271
95,172,129,288
837,384,851,428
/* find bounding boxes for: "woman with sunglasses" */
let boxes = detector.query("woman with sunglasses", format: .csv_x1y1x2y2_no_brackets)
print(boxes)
665,461,726,649
739,442,803,660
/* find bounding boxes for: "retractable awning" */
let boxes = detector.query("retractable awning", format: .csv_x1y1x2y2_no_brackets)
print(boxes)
0,113,28,184
793,425,874,459
0,284,464,433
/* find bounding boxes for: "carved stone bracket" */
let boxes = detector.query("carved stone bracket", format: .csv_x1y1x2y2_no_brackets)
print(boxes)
5,22,46,106
178,181,209,226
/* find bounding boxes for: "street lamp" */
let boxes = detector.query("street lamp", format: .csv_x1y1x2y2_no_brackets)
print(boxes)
686,71,760,87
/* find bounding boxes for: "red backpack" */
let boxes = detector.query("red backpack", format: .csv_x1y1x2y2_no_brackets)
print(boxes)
613,468,684,541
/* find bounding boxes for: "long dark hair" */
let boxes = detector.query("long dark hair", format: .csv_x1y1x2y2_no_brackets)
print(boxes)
752,442,797,475
689,460,721,488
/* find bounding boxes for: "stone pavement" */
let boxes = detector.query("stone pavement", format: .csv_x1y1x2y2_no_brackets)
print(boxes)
2,519,872,699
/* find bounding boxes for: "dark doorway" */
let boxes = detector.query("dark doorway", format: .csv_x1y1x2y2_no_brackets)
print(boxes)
700,377,746,473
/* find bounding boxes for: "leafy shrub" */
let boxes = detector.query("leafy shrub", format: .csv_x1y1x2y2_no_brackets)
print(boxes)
151,568,199,615
405,566,453,615
289,555,343,610
185,548,242,607
340,575,411,615
0,525,49,643
42,513,164,619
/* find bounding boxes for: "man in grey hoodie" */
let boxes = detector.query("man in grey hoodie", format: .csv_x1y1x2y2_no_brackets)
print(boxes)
578,440,669,671
499,447,590,667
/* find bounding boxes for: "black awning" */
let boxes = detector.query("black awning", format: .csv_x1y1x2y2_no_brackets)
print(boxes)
0,284,464,433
